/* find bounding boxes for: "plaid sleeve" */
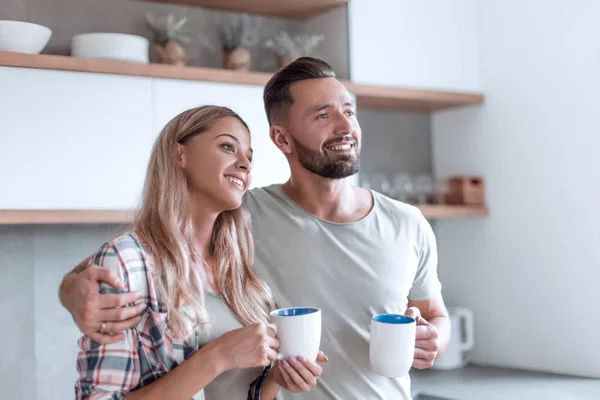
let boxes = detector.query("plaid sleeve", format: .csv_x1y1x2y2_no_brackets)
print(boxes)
75,240,143,400
247,364,273,400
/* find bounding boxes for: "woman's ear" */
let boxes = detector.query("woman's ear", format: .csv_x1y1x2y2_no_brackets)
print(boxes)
176,143,186,168
270,125,292,155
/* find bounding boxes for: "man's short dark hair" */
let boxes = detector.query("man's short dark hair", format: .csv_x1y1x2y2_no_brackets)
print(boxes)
263,57,336,126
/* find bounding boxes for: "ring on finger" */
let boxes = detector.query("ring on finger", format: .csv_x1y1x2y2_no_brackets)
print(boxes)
99,322,106,333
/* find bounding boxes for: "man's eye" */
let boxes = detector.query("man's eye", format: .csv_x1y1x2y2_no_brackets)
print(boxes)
317,113,327,119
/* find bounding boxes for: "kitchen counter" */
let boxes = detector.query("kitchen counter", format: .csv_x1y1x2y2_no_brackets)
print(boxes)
410,364,600,400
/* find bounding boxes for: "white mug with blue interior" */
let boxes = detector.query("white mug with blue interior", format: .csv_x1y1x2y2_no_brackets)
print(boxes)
369,314,416,377
268,307,321,361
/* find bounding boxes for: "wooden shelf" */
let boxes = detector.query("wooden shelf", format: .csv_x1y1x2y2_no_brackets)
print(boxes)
0,210,135,225
418,205,489,219
141,0,348,20
0,51,484,112
349,83,485,112
0,206,487,225
0,51,272,85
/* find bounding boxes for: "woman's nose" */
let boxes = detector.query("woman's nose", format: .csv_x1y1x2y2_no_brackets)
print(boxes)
236,156,252,171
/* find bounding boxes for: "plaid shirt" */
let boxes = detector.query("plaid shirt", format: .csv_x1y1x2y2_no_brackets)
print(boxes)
75,233,271,400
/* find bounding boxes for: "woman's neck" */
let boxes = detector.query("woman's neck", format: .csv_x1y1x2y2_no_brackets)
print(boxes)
188,193,219,257
188,194,220,292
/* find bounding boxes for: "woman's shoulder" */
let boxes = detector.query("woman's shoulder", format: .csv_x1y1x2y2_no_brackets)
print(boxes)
90,232,153,295
92,232,148,268
93,230,142,253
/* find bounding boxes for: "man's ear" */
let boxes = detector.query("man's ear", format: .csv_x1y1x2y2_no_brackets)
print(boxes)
176,143,186,167
270,125,293,155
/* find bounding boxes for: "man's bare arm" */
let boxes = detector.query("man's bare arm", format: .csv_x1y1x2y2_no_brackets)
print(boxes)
58,256,90,308
406,294,450,369
58,256,145,344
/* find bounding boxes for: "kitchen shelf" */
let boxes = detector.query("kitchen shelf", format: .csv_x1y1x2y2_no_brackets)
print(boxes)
417,205,488,219
0,51,272,85
0,206,487,225
139,0,348,20
0,210,135,225
0,51,485,112
349,83,484,112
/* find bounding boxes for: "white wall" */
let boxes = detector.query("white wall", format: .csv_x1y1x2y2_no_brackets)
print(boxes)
0,227,35,400
303,5,349,80
0,225,119,400
432,0,600,378
348,0,481,92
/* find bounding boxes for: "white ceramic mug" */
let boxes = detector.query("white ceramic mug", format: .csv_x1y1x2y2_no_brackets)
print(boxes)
268,307,321,361
369,314,416,377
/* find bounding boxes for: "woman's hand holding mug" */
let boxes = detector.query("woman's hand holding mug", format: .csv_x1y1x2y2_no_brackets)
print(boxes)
264,307,327,393
209,321,280,372
269,351,328,392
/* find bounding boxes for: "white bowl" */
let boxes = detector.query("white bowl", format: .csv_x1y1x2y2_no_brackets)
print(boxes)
71,33,149,63
0,20,52,54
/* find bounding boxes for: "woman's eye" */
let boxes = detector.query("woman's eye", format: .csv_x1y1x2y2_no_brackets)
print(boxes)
346,110,355,116
221,143,235,152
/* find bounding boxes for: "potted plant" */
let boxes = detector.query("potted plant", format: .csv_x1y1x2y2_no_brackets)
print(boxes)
215,14,260,71
145,12,191,66
263,31,324,69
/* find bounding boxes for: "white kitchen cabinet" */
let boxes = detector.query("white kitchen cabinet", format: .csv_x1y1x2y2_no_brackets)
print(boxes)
348,0,481,92
0,67,289,212
152,79,290,189
0,66,153,209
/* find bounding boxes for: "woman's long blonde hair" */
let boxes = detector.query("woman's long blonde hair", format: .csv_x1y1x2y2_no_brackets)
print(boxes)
135,105,275,339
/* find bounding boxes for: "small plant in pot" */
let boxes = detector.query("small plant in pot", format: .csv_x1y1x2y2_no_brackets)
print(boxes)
214,14,260,71
264,31,324,69
145,12,192,66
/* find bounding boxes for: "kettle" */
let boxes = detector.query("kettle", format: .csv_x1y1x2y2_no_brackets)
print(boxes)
432,307,474,370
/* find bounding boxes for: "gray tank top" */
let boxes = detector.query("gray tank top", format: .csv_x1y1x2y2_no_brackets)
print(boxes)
200,292,264,399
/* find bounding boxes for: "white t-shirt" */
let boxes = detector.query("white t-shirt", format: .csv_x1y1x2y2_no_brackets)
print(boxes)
244,184,442,400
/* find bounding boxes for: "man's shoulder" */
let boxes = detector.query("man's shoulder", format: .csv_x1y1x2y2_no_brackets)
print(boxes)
245,184,281,198
373,191,424,218
243,184,284,211
371,191,430,230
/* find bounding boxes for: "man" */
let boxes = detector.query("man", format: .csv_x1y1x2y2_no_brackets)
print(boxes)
60,57,450,399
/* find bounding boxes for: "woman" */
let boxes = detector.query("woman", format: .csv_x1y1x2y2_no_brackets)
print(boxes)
75,106,324,400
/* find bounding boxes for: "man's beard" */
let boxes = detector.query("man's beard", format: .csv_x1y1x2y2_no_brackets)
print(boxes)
292,136,360,179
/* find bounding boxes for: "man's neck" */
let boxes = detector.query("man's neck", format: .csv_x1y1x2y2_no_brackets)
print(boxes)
282,169,373,224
